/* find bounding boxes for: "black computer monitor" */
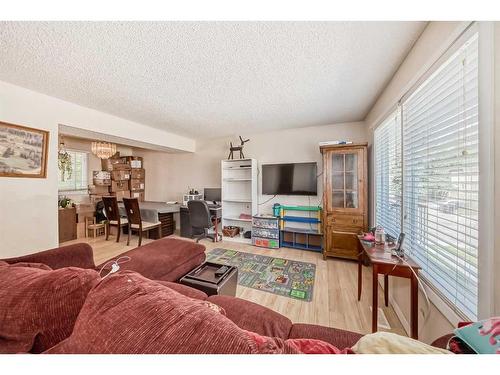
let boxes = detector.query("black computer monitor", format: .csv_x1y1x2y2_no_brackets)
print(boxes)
204,188,221,204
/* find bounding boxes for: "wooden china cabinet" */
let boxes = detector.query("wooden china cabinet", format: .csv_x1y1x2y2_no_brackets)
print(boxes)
320,143,368,260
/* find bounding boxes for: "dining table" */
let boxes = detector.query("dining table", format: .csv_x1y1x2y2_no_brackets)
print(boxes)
118,201,180,238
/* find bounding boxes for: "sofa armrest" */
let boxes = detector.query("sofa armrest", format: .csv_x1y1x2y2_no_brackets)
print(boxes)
289,323,363,349
2,243,96,270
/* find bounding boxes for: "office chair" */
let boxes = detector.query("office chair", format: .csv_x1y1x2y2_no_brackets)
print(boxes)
187,200,222,243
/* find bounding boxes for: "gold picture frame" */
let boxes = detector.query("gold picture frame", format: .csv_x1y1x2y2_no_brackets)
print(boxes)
0,121,49,178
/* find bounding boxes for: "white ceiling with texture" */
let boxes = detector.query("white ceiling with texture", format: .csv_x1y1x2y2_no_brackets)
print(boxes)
0,22,426,139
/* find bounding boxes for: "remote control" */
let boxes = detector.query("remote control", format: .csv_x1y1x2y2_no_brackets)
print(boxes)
215,266,229,276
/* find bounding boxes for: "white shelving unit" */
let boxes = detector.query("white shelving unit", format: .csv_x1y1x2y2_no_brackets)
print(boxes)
221,158,258,243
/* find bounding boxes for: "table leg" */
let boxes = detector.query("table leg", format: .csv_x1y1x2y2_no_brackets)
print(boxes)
384,274,389,307
357,250,363,301
410,270,419,339
372,263,378,333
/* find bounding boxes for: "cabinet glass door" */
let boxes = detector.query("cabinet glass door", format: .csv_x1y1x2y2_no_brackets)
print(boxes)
330,152,359,209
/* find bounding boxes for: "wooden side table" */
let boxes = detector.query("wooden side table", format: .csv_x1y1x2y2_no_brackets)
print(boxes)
357,235,421,339
58,207,77,243
179,262,238,297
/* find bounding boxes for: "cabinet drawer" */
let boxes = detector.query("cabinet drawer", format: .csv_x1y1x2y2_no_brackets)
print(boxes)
325,227,359,260
327,215,364,227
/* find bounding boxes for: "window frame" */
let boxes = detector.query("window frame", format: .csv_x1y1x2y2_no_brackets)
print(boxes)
58,148,90,194
371,22,494,323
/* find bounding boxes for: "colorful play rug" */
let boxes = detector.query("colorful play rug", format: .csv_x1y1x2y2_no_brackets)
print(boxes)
206,248,316,301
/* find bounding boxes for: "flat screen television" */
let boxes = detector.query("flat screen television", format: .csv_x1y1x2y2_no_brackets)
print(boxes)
262,162,317,196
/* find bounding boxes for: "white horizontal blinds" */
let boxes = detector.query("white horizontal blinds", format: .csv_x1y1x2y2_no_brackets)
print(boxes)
374,109,402,238
402,33,479,319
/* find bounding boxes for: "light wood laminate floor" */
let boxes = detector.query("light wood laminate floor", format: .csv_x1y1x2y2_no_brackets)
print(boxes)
63,233,406,336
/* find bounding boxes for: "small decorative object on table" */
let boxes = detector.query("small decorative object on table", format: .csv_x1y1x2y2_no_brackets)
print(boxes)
227,136,250,160
374,225,386,244
58,196,73,208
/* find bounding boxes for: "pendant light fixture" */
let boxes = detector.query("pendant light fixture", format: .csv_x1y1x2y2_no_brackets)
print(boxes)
91,141,117,159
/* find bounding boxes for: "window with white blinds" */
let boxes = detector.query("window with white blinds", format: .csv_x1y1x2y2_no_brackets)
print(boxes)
402,33,479,319
374,109,402,238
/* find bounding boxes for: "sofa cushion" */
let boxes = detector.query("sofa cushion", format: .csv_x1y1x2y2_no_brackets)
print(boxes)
245,330,352,354
46,271,300,354
207,295,292,339
0,263,100,353
97,237,206,282
1,243,96,270
288,323,363,349
9,262,52,270
161,252,206,282
154,280,208,300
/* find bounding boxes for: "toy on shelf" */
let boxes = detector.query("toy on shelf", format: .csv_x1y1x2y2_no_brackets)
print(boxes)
252,215,279,249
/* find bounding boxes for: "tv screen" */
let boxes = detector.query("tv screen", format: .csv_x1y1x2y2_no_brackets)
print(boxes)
262,162,317,196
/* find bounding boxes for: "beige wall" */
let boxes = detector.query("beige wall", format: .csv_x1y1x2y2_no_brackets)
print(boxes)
0,80,195,258
136,122,367,230
365,21,469,128
138,121,367,209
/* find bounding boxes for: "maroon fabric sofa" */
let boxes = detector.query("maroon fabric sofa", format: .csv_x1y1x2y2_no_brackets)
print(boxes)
1,239,363,351
2,237,206,282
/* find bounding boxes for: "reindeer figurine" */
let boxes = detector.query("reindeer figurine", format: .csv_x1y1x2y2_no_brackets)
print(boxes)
228,136,250,160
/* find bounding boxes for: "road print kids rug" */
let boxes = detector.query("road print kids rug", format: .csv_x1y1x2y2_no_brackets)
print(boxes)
206,248,316,301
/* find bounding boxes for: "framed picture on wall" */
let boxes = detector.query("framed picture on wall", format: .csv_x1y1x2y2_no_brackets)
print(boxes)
0,121,49,178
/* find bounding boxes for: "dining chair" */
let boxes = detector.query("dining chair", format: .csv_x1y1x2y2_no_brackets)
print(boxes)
102,196,128,242
123,198,161,246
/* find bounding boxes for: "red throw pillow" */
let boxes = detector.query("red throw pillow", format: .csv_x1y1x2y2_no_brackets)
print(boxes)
46,271,301,354
0,264,99,353
245,330,352,354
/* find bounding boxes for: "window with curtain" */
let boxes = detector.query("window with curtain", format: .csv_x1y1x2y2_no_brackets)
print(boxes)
403,32,479,320
374,109,402,239
58,150,89,192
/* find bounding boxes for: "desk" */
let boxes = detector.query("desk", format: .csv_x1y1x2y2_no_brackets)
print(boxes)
357,235,421,339
180,204,222,241
118,201,180,237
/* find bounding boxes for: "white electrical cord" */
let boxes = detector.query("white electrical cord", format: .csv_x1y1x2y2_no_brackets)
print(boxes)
98,256,131,279
392,252,432,336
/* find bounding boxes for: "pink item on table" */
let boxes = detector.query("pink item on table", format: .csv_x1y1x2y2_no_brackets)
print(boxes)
363,233,375,242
